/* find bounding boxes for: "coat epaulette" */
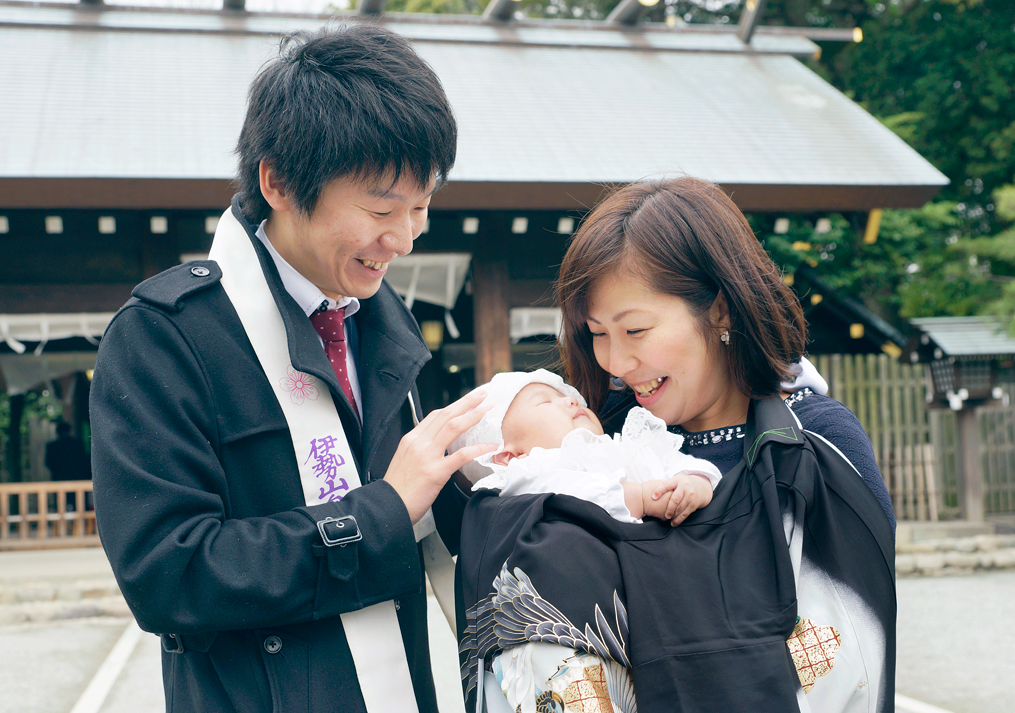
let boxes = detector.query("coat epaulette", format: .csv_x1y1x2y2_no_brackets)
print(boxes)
132,260,222,312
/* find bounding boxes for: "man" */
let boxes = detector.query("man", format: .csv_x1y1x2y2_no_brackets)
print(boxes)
90,25,493,713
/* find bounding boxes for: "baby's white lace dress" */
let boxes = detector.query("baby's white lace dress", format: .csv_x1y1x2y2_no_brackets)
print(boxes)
472,407,721,523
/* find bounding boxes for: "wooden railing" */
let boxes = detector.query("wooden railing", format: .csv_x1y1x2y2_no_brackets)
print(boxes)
813,353,942,521
0,481,98,550
811,354,1015,520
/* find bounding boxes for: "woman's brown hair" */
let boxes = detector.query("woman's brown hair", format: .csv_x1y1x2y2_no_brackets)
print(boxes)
556,177,807,416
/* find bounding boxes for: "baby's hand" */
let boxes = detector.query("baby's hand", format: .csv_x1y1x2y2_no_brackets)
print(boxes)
643,472,714,526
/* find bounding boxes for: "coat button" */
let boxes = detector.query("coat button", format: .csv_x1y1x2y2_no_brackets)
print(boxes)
264,635,282,654
190,266,210,277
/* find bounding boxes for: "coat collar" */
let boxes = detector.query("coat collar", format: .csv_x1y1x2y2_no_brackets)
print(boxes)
743,396,805,468
229,198,431,464
354,286,431,466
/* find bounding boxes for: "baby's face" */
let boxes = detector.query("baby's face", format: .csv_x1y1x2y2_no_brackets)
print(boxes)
499,383,604,460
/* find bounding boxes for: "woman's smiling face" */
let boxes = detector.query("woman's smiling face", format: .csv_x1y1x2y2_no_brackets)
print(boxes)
586,272,749,432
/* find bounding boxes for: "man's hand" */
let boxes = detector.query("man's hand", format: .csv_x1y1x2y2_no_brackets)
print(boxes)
642,472,714,526
384,390,496,524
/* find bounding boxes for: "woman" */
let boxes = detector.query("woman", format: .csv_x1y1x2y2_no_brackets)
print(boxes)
457,177,895,713
555,176,896,711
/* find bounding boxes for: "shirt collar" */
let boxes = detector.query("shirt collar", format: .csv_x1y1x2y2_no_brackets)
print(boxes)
255,220,360,318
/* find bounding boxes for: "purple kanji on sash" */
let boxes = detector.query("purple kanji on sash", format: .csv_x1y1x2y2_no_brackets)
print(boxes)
305,435,350,502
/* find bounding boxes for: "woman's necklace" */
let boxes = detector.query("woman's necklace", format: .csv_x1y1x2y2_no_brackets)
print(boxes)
668,388,813,446
670,424,746,447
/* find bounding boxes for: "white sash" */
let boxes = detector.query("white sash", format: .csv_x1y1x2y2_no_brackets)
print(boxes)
208,207,456,712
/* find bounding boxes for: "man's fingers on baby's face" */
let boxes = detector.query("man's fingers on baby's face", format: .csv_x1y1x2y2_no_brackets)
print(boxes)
472,402,496,418
423,389,488,427
448,443,498,470
439,403,493,443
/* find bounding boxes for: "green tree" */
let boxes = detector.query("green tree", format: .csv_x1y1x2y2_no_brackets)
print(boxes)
950,182,1015,332
0,390,63,482
751,203,997,329
834,0,1015,207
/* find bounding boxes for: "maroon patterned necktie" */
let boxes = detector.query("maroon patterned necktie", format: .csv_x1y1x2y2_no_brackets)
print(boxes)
309,307,359,418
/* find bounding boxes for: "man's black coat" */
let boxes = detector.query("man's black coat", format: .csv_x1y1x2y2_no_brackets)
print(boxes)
90,198,465,713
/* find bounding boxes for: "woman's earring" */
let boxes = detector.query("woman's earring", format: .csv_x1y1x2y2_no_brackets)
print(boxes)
721,329,730,346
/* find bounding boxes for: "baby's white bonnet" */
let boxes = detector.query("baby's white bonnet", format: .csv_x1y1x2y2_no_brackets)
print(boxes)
448,369,585,484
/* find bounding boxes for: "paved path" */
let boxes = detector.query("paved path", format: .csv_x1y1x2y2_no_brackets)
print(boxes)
0,548,464,713
896,571,1015,713
2,547,1012,713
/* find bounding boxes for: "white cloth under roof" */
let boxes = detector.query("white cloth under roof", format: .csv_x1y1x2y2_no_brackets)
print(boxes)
510,307,562,343
385,252,471,310
0,351,98,395
0,313,114,355
384,252,471,338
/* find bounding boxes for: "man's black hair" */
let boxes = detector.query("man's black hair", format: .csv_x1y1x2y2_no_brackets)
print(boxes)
235,24,457,223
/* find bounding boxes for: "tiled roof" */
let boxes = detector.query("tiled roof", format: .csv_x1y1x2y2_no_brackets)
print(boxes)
0,4,948,202
910,317,1015,358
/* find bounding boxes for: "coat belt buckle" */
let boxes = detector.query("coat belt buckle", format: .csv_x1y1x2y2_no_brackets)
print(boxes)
161,633,185,654
317,515,362,547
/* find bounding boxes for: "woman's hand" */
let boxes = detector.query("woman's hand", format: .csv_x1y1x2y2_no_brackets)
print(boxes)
384,390,496,524
643,473,714,526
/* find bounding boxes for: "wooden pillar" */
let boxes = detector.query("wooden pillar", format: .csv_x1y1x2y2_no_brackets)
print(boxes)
73,373,91,442
736,0,768,43
472,230,512,385
5,394,25,483
955,407,984,522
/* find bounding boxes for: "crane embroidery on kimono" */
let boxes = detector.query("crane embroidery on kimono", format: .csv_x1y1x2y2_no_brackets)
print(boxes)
461,562,631,701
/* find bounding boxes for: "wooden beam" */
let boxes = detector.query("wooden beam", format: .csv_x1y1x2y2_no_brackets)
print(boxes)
482,0,521,21
0,178,945,213
435,181,944,212
606,0,657,25
0,285,135,314
736,0,769,44
357,0,387,15
0,178,233,210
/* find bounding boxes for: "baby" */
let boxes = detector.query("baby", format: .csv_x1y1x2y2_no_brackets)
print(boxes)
450,369,720,525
